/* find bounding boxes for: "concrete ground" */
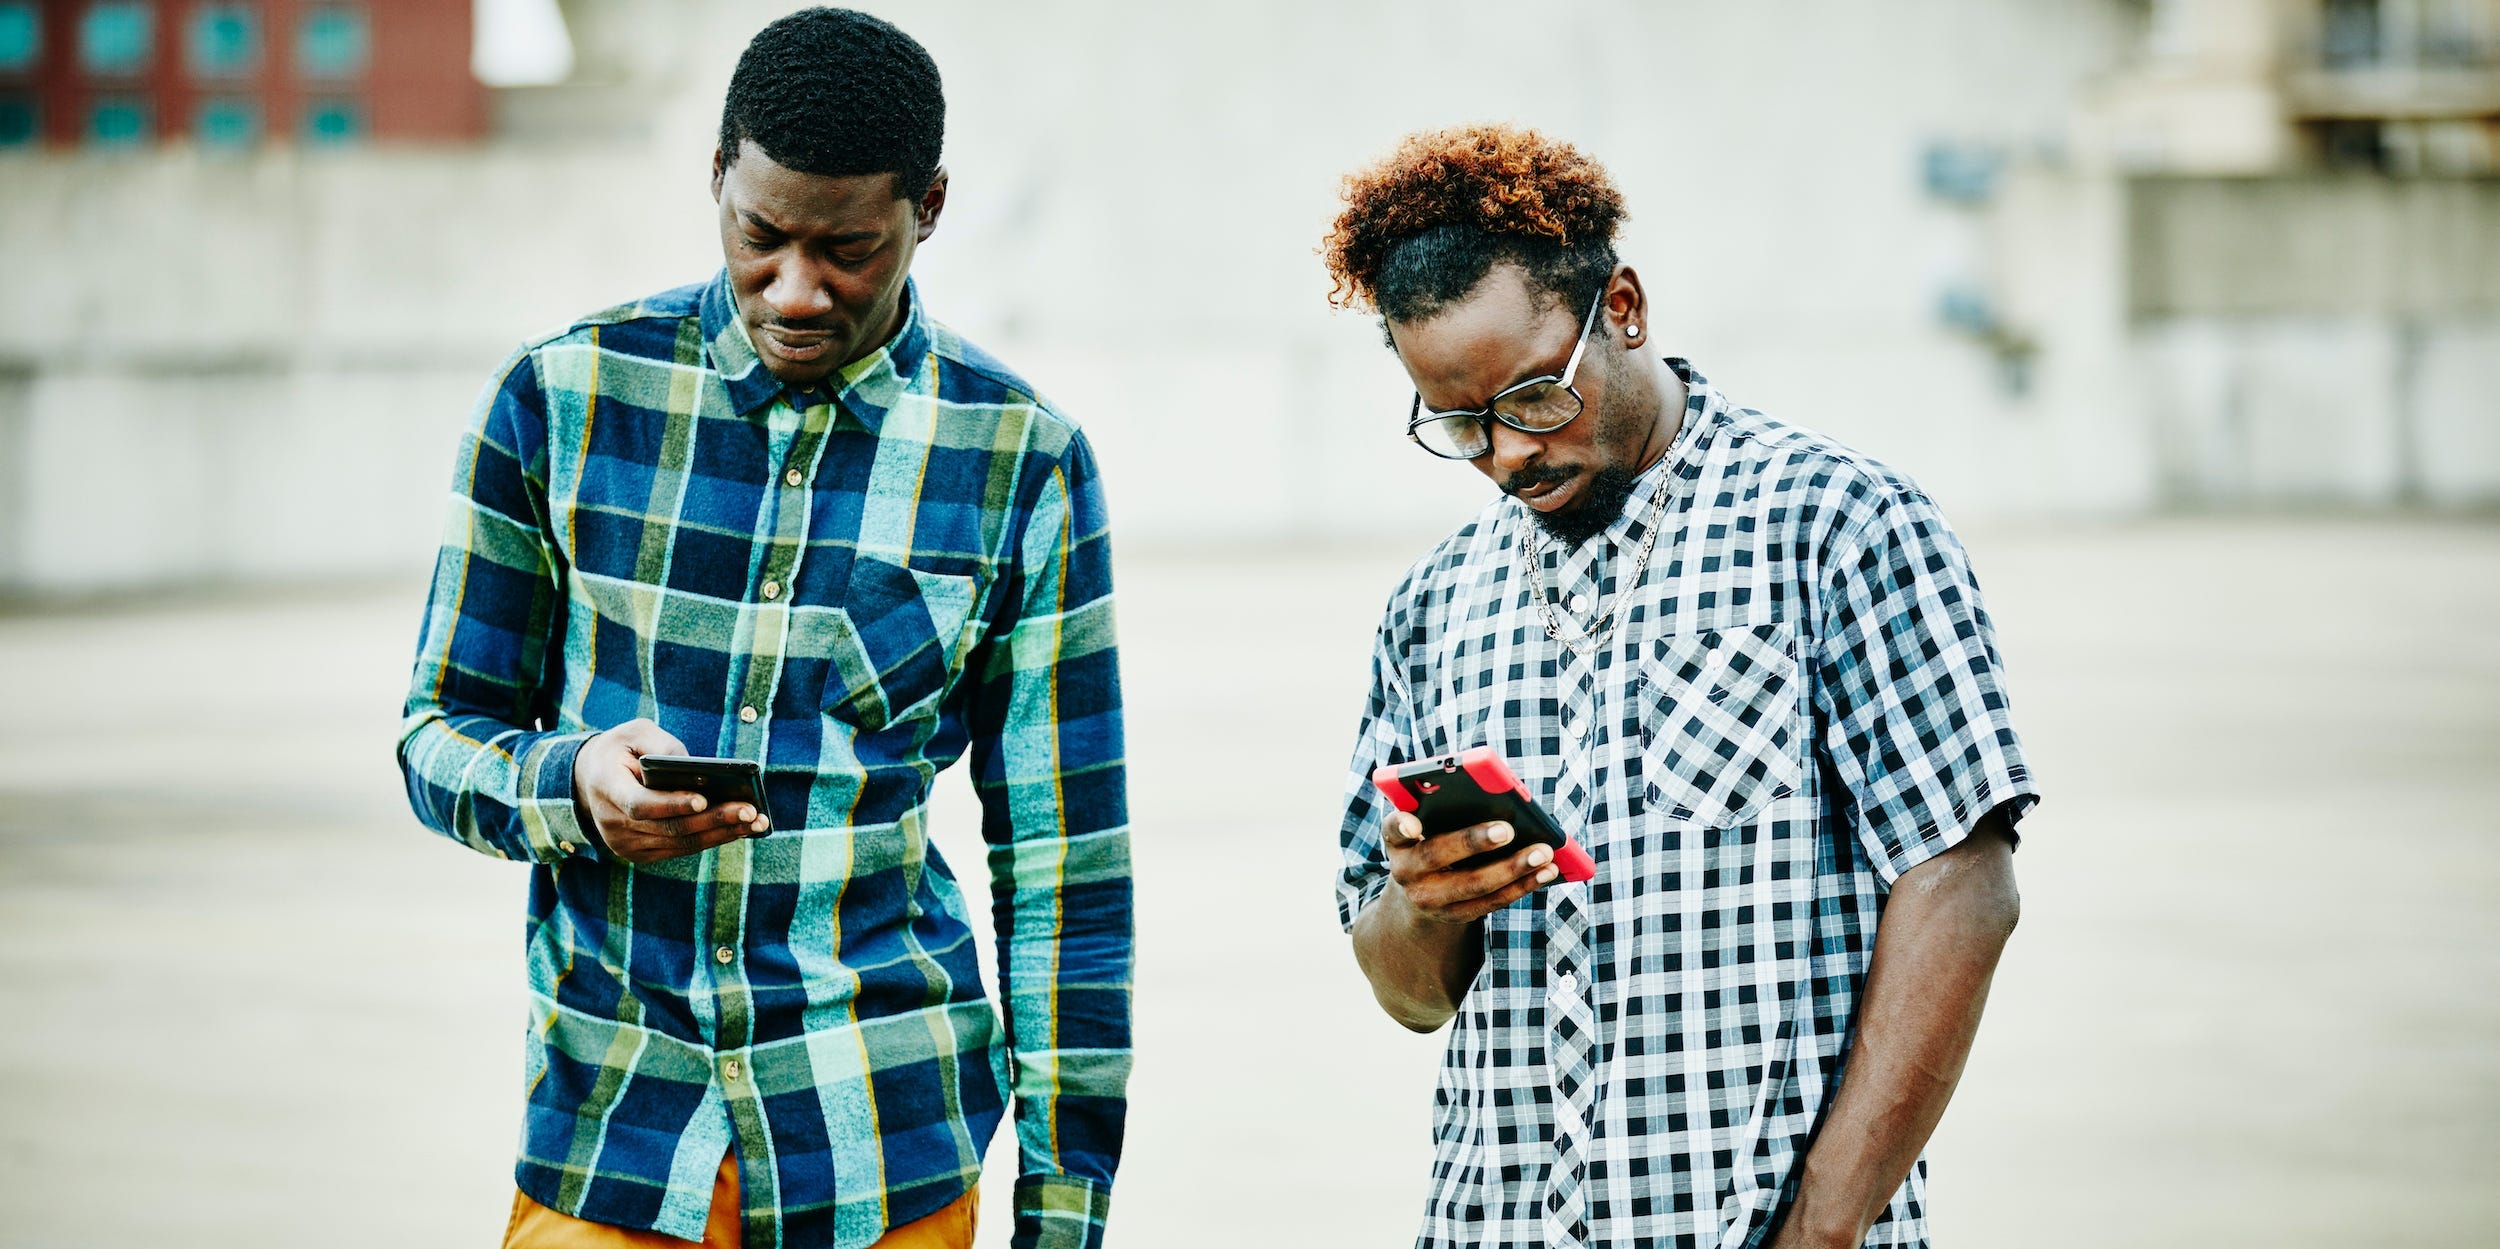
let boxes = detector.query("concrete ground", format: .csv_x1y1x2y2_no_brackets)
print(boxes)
1,518,2495,1247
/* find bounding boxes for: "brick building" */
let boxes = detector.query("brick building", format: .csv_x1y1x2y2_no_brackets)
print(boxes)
0,0,482,148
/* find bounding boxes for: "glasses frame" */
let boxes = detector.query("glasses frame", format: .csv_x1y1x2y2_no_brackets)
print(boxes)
1404,288,1606,460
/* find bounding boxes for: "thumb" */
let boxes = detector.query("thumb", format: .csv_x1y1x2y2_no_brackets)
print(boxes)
611,718,688,758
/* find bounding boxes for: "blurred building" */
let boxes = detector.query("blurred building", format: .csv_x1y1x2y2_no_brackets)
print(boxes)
2045,0,2500,507
0,1,483,148
0,0,2494,597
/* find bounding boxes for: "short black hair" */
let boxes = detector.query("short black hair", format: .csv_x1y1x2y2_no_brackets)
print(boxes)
1373,225,1618,327
718,7,945,200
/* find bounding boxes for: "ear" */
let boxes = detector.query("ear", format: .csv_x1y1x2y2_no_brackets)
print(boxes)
1605,264,1648,348
913,169,949,244
711,145,728,201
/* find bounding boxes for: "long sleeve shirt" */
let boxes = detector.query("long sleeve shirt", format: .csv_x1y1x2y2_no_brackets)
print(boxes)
398,273,1130,1249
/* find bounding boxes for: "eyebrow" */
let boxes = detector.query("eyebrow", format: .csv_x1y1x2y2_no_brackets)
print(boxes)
737,210,883,246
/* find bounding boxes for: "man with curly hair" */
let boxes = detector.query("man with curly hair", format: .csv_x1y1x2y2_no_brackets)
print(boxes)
397,10,1129,1248
1327,125,2037,1249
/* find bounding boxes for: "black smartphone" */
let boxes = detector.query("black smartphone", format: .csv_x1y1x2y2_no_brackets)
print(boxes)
637,755,766,810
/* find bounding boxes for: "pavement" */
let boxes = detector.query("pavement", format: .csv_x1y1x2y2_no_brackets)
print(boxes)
1,517,2495,1247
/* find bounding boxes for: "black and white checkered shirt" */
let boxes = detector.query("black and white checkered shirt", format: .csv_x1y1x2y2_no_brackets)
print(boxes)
1337,360,2037,1249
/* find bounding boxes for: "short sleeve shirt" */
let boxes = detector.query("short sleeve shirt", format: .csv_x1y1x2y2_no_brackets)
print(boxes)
1336,361,2038,1249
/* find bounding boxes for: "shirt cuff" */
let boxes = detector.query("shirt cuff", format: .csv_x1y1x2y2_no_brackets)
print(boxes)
1010,1173,1111,1249
516,730,601,862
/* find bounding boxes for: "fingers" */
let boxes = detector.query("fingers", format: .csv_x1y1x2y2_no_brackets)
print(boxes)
1403,842,1559,917
603,811,774,864
621,787,713,822
1408,820,1519,873
1381,811,1425,850
1447,857,1558,922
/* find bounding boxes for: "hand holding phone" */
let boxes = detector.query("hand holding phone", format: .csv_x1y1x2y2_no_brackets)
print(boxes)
1370,748,1595,923
571,720,772,865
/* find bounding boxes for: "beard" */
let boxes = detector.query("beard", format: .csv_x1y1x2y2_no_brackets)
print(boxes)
1517,463,1641,545
1510,355,1655,545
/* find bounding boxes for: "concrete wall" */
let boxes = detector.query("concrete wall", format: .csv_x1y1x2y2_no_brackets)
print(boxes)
44,1,2493,597
2122,174,2500,506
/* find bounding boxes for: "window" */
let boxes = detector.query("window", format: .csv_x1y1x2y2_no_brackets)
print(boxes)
0,4,39,75
296,4,367,79
79,1,153,75
2321,0,2384,69
88,95,150,145
0,94,35,146
302,97,362,143
196,95,257,146
186,3,256,77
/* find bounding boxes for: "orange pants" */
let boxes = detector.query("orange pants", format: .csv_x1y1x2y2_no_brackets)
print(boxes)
503,1151,977,1248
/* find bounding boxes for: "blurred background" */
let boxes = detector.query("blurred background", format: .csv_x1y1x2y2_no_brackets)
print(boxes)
0,0,2494,1245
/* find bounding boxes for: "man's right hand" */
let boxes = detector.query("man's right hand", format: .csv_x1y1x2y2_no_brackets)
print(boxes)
1382,809,1559,925
572,719,770,865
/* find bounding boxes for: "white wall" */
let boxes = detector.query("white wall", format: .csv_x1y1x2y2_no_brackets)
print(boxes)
24,0,2380,597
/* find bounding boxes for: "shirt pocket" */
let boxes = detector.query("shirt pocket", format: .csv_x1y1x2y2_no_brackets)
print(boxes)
819,556,978,733
1636,621,1807,829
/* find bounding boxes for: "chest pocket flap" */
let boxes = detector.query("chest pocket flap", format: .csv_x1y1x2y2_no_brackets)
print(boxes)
821,556,977,733
1637,621,1806,829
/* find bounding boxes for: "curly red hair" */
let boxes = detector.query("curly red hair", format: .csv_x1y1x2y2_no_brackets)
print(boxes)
1322,124,1627,313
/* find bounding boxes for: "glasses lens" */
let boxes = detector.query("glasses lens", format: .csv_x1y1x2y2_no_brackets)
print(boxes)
1495,381,1580,432
1414,413,1489,459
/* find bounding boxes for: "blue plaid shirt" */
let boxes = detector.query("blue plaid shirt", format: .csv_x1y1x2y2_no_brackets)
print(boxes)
399,273,1130,1248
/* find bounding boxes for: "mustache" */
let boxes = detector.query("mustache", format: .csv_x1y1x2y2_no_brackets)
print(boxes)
1501,465,1575,495
760,318,840,335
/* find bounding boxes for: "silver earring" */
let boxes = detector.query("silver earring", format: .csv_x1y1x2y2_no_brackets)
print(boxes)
1627,325,1641,339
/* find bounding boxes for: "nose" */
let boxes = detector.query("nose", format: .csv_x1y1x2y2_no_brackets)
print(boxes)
1484,419,1544,474
760,259,833,323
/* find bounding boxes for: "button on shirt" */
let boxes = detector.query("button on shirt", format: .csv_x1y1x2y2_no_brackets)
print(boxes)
1337,362,2036,1249
400,274,1131,1249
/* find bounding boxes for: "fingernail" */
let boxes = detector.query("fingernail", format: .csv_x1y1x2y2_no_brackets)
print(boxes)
736,805,753,821
1487,823,1513,845
689,795,708,812
1537,866,1560,883
1529,846,1552,866
751,819,769,833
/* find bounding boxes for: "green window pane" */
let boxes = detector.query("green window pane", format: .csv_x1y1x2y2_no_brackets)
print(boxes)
0,96,37,147
196,96,257,147
186,4,256,77
79,2,153,75
303,98,362,144
88,96,149,145
0,4,39,75
296,5,367,79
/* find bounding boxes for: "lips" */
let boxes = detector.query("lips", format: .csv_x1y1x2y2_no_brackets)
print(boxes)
761,327,835,362
1513,473,1582,513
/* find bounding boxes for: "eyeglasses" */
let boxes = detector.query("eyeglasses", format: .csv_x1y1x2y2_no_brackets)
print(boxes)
1404,289,1604,460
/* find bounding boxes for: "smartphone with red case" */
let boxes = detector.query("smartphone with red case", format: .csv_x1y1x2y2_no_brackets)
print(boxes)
1371,747,1597,882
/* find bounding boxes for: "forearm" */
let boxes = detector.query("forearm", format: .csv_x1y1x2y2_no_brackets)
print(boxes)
397,708,595,862
1351,882,1483,1032
991,827,1131,1249
1774,822,2019,1248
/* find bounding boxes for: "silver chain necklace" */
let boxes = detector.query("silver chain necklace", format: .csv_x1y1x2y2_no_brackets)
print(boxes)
1520,475,1672,657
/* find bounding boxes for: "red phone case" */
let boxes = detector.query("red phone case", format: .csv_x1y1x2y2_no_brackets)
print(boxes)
1372,747,1597,883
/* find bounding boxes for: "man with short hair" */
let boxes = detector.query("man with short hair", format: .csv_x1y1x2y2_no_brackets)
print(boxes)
1325,125,2037,1249
398,11,1129,1248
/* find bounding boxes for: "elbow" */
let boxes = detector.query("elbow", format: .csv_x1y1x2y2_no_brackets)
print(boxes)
1979,872,2022,946
1382,994,1454,1034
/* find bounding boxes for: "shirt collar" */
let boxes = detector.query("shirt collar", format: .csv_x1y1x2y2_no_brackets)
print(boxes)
699,271,933,430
